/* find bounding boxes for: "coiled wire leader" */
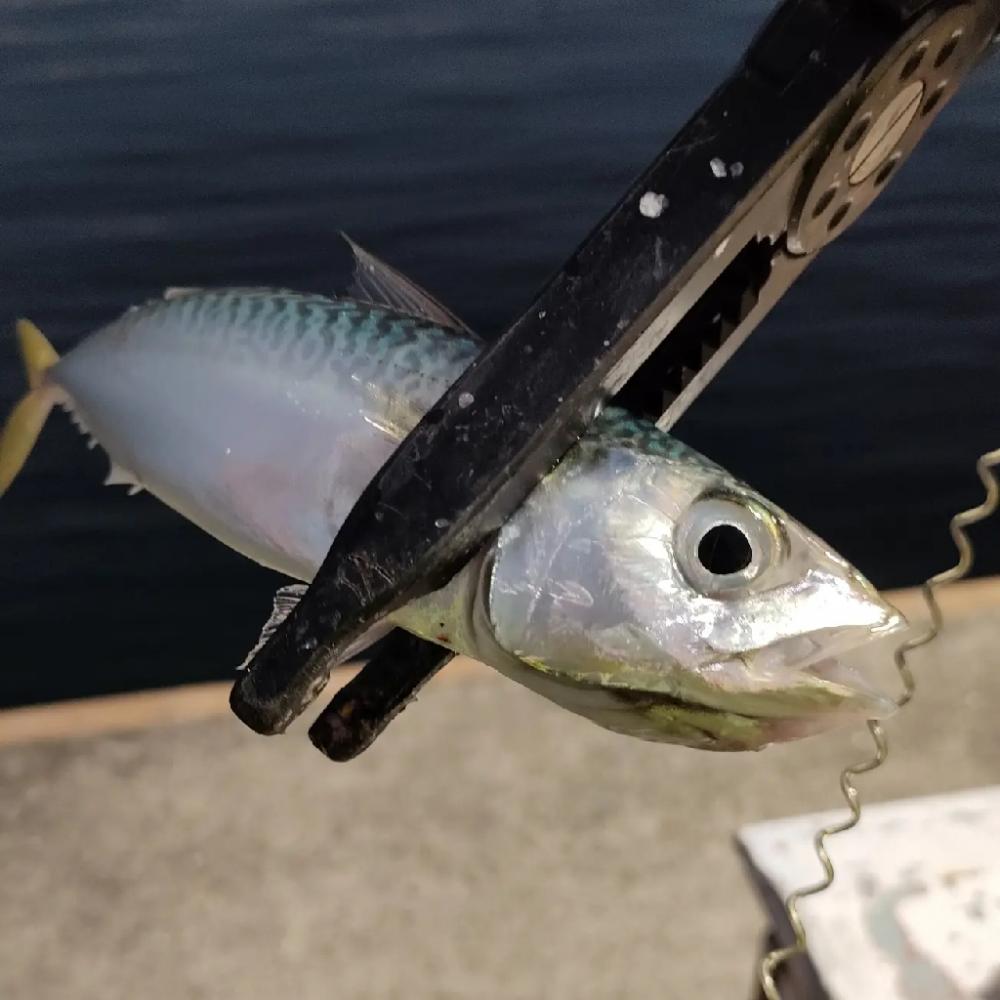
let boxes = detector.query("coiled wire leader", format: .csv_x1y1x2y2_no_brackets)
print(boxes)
758,446,1000,1000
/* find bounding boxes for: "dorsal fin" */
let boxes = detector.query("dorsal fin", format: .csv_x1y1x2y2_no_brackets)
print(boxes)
342,233,475,336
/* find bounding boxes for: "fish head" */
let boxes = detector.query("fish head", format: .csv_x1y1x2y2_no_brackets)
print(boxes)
482,415,906,750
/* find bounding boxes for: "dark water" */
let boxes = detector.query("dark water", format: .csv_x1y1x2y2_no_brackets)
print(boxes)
1,0,998,706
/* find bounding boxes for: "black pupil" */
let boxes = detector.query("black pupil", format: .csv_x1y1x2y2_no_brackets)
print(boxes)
697,524,753,575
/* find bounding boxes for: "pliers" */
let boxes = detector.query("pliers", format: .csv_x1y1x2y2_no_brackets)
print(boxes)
230,0,1000,760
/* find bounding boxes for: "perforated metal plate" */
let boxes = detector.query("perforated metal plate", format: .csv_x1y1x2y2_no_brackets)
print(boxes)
790,3,985,255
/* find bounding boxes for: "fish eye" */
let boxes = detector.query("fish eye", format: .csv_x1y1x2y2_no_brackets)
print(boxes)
676,494,783,596
697,523,753,575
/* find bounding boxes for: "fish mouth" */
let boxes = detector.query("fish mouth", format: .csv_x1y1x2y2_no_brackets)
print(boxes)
698,610,908,727
605,609,910,750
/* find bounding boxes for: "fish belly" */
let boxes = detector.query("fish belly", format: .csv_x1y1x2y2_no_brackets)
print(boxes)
50,342,399,580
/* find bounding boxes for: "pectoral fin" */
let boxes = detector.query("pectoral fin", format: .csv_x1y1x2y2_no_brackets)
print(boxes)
239,581,395,671
238,583,308,671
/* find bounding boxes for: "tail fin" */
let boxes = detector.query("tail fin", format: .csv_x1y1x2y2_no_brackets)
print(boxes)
0,319,59,497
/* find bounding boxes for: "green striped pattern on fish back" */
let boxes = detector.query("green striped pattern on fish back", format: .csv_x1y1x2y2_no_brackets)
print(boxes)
97,288,481,403
583,407,724,471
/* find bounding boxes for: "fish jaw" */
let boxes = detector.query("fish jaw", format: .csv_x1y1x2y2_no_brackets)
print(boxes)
509,592,906,751
672,571,908,723
661,612,907,738
499,560,907,747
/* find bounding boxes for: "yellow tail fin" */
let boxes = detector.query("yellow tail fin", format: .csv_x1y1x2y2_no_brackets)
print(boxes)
0,319,59,497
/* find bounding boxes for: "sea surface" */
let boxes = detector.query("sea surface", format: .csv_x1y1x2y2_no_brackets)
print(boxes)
1,0,998,705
